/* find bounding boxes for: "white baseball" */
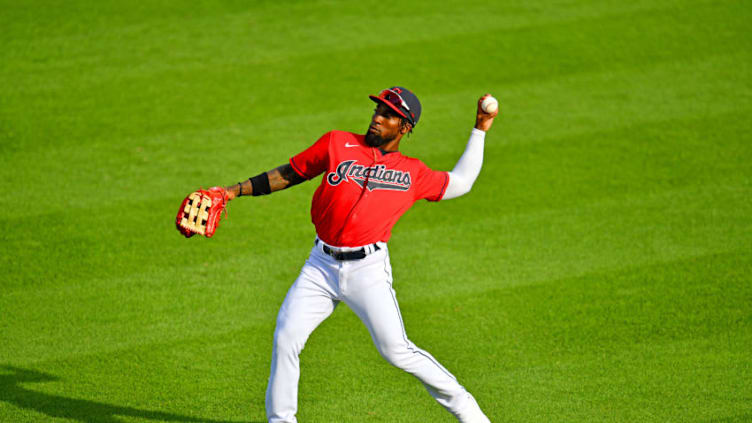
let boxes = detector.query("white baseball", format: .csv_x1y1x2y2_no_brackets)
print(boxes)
481,96,498,114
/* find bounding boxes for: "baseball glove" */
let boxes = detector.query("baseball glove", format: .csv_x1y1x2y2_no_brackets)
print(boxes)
175,187,228,238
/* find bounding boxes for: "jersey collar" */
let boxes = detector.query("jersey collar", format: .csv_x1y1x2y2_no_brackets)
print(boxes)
378,147,396,155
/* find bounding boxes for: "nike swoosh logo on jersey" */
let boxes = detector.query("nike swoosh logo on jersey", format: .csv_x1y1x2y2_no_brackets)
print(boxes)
345,143,359,148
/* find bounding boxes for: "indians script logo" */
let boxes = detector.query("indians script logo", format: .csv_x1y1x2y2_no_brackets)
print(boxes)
327,160,411,192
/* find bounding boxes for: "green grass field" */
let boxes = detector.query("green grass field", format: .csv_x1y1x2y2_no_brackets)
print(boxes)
2,0,751,421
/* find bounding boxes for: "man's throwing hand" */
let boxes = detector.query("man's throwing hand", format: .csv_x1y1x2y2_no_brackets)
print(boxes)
475,93,499,132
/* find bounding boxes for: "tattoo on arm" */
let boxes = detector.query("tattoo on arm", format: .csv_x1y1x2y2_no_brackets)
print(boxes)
227,163,305,198
269,163,306,192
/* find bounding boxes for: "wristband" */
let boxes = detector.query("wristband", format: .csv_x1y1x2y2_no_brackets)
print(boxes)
236,182,244,197
250,173,271,196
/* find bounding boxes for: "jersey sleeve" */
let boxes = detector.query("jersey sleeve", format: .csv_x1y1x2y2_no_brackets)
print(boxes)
289,132,331,179
413,160,450,202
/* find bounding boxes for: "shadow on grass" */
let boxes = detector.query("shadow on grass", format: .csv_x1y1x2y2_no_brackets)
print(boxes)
706,416,752,423
0,365,263,423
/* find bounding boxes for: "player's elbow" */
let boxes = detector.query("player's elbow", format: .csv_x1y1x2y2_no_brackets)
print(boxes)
442,173,475,200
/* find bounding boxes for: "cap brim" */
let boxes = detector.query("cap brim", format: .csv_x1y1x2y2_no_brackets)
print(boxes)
369,95,409,120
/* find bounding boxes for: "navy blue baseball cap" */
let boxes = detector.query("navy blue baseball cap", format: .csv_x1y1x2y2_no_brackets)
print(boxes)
369,86,422,127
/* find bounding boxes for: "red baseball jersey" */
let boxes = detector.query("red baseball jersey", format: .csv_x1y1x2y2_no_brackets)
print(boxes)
290,130,449,247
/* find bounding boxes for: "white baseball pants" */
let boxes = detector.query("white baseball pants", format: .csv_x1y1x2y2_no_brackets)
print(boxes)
265,240,489,423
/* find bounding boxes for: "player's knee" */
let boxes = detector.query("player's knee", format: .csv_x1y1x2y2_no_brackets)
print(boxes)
273,326,306,355
376,341,411,367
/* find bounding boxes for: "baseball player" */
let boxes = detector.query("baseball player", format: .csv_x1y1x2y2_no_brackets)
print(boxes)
223,87,498,423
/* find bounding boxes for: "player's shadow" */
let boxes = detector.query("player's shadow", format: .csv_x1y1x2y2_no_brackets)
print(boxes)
0,365,263,423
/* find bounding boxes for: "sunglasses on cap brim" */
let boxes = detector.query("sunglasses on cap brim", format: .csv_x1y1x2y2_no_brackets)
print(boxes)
377,89,415,125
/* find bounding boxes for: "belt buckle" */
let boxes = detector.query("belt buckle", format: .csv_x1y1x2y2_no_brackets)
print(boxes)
323,244,343,260
319,240,377,261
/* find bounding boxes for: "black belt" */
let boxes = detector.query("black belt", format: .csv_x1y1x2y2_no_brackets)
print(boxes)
316,239,380,261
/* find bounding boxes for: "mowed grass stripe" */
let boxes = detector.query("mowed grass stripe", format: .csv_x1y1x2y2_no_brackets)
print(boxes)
471,110,752,211
2,0,746,154
1,0,701,78
0,0,691,42
0,189,316,290
395,181,750,297
401,250,751,355
1,257,293,363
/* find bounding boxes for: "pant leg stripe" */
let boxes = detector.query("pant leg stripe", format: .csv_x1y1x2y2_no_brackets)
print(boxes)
383,256,457,381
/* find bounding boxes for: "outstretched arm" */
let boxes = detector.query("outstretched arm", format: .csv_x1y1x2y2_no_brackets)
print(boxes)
442,94,499,200
224,163,305,201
